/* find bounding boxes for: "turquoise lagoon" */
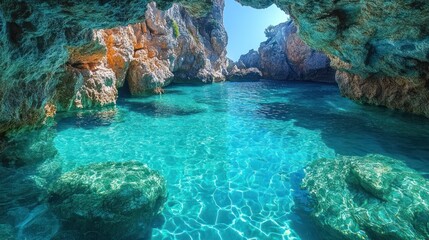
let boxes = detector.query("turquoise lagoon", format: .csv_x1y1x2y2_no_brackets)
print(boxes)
3,81,429,239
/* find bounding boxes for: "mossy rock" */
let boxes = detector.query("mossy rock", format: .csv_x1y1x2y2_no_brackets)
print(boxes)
48,161,167,240
302,154,429,240
0,224,15,240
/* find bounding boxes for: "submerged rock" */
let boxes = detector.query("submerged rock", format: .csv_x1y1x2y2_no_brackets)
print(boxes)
48,161,167,240
0,224,15,240
302,155,429,240
0,127,57,168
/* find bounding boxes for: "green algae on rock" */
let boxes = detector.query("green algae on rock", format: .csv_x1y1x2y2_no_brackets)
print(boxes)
48,161,167,240
302,154,429,240
0,224,15,240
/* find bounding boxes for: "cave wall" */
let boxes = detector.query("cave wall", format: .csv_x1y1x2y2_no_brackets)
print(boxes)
0,0,213,134
54,0,228,111
238,0,429,115
1,0,429,135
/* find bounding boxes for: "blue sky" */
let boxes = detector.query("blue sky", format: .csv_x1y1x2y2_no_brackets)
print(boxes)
224,0,289,61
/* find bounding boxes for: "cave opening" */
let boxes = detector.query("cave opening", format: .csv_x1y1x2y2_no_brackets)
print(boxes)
224,0,289,61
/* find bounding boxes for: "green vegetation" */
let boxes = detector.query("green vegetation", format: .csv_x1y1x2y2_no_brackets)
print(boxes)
172,20,180,38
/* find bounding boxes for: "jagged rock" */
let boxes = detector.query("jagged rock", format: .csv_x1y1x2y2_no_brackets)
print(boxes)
48,161,167,240
257,21,335,82
237,0,429,116
302,155,429,240
227,65,262,81
2,0,429,134
238,49,260,69
335,70,429,116
55,1,228,105
0,0,215,134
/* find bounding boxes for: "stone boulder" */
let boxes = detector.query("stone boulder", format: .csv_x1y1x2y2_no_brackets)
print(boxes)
227,66,262,81
48,161,167,240
238,49,260,69
302,154,429,240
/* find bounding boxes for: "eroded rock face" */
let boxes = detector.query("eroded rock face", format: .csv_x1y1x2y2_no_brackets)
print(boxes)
55,1,228,108
2,0,429,134
335,71,429,116
48,161,167,240
0,0,215,134
236,21,335,82
237,49,260,69
227,66,262,81
302,155,429,240
237,0,429,116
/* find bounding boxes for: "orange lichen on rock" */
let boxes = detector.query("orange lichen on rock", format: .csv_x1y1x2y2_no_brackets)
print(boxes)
44,103,57,118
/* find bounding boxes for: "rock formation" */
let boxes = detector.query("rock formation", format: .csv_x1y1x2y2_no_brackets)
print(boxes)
0,0,225,134
48,161,167,240
235,21,336,82
227,65,262,81
55,1,228,111
0,0,429,133
237,0,429,116
302,154,429,240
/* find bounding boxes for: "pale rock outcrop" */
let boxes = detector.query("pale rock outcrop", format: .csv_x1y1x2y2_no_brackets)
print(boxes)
237,49,260,69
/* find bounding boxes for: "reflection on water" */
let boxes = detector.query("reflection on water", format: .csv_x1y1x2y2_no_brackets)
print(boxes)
1,81,428,239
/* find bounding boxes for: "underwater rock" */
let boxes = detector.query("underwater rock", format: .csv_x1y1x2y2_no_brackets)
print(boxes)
227,65,262,81
302,154,429,240
0,224,15,240
48,161,167,240
0,127,57,168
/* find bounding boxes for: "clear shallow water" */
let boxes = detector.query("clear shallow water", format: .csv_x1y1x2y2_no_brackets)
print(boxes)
3,81,429,239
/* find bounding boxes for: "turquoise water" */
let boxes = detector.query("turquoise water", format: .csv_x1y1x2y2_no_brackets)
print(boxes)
3,81,429,239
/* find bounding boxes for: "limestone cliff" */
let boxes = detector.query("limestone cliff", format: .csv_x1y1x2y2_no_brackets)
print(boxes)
237,0,429,116
55,1,228,111
235,21,335,82
0,0,218,134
